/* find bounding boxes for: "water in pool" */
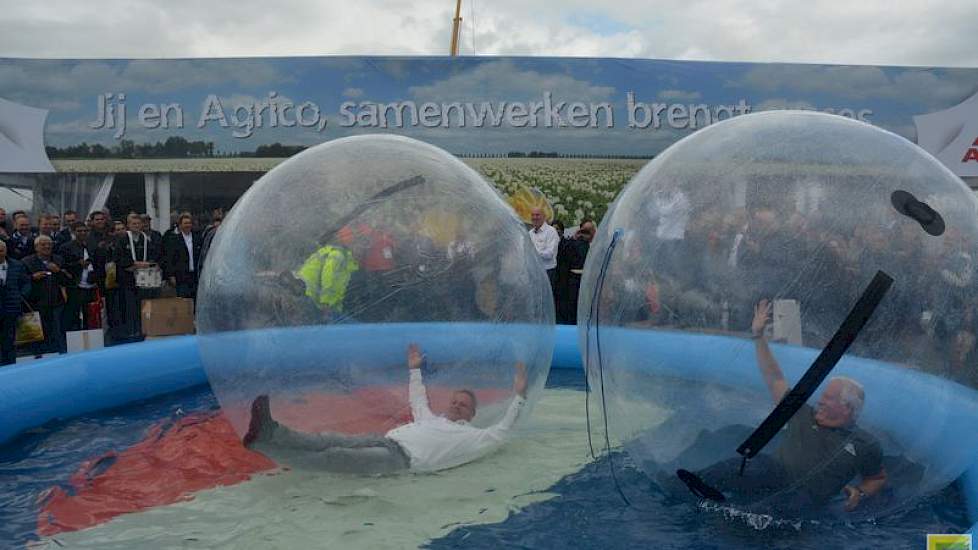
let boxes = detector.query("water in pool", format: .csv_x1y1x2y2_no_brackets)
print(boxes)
0,369,970,549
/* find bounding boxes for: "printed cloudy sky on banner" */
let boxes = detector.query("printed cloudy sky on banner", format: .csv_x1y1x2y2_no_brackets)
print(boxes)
1,57,977,158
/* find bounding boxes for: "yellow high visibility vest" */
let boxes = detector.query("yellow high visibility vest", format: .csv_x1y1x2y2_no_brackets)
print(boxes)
295,246,359,311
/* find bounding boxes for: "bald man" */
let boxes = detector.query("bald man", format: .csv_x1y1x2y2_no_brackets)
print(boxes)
528,207,560,288
243,344,529,474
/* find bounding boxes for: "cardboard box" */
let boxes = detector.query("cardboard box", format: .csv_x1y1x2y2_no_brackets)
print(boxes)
772,299,803,345
141,298,195,336
67,329,105,352
16,353,59,364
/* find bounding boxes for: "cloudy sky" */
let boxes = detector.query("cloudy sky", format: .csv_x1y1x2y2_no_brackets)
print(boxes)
1,0,976,67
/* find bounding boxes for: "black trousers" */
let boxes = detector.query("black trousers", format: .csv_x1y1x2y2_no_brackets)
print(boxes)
63,287,97,332
0,312,17,365
174,271,198,300
699,454,790,502
33,306,65,355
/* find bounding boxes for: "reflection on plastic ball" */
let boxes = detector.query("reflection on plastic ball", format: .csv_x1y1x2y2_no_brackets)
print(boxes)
197,135,553,456
580,111,978,520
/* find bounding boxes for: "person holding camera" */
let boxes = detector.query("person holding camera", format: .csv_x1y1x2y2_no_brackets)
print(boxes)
22,235,70,355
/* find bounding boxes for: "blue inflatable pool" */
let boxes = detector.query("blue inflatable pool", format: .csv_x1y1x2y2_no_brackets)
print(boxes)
1,324,976,533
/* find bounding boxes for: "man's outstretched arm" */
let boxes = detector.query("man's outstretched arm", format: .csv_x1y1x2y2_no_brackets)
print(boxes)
752,299,788,403
485,362,529,439
407,343,435,421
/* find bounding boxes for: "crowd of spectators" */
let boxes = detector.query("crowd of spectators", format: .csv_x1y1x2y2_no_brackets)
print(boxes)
604,191,978,387
5,188,976,390
0,206,221,363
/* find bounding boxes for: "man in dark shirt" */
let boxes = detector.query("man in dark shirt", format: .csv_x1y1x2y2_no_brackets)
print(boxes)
560,221,594,325
22,235,70,354
9,216,36,260
86,211,111,251
162,213,202,299
53,210,77,249
141,214,164,259
696,300,886,512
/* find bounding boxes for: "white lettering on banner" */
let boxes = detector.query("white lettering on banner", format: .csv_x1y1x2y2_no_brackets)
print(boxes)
196,94,325,138
568,102,589,128
76,89,879,140
506,102,529,128
230,103,255,138
441,102,464,128
627,92,752,129
380,102,419,128
339,93,611,129
90,93,127,139
197,94,229,129
138,103,160,128
419,103,440,127
543,91,567,128
467,102,506,127
914,90,978,177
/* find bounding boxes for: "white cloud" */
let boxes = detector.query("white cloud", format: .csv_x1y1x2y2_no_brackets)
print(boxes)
0,59,294,117
44,118,92,134
730,64,978,108
0,0,973,68
753,98,818,112
658,90,702,101
342,87,364,98
407,60,615,103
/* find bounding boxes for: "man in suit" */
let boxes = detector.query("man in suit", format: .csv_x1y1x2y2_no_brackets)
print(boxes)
110,213,158,342
59,222,102,331
0,240,31,365
22,235,70,355
163,213,202,299
53,210,77,249
141,214,164,259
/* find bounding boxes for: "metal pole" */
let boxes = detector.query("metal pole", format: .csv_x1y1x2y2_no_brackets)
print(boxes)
450,0,463,56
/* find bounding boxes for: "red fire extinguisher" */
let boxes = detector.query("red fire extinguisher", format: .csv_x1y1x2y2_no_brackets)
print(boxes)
85,288,103,330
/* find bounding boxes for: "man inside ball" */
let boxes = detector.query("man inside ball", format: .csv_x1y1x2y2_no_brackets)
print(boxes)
687,300,887,513
242,343,529,474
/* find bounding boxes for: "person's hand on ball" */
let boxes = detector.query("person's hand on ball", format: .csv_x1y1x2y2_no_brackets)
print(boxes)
407,343,424,370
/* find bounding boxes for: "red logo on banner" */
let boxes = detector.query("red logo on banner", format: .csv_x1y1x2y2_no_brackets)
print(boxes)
964,137,978,163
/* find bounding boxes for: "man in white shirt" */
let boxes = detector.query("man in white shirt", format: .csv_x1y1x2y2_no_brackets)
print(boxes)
243,343,529,473
528,207,560,288
58,223,99,331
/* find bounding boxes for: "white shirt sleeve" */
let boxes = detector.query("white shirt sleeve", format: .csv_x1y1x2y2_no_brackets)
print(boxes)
408,369,435,422
482,395,527,441
539,226,559,262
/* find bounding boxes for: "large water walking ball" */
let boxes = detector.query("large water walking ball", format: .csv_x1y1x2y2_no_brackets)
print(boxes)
197,135,553,448
579,111,978,519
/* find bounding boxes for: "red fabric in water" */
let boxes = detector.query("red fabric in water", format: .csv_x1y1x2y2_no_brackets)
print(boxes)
37,386,509,536
37,412,275,536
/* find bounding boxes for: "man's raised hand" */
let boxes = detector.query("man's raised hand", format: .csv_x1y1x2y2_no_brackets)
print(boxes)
752,299,771,339
513,362,528,398
407,343,424,370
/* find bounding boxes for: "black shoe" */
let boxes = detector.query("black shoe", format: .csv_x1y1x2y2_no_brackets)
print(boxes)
243,395,273,447
676,469,727,502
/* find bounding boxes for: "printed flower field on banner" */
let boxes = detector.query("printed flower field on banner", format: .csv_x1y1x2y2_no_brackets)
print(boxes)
466,158,646,226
